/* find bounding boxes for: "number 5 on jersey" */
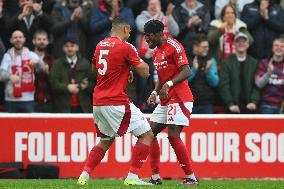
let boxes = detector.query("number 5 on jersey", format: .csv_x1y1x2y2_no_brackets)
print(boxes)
98,50,109,75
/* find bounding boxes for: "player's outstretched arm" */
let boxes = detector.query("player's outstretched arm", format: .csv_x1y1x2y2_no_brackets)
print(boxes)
133,61,150,79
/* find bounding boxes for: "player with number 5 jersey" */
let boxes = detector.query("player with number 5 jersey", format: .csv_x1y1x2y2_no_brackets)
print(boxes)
78,17,154,186
93,36,142,105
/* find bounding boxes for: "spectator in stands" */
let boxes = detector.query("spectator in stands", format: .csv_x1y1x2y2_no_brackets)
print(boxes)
52,0,91,58
135,0,179,112
208,4,252,64
89,0,136,47
255,38,284,114
33,30,55,112
220,32,260,114
241,0,284,60
5,0,53,50
172,0,210,57
214,0,254,19
49,37,94,113
0,30,45,113
188,34,219,114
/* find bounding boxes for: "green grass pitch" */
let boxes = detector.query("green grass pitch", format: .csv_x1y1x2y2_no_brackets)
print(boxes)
0,179,284,189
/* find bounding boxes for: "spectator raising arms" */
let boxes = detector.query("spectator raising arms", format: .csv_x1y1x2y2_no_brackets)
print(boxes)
136,0,179,59
172,0,210,57
255,38,284,114
52,0,91,58
241,0,284,60
6,0,53,50
208,4,253,64
89,0,136,47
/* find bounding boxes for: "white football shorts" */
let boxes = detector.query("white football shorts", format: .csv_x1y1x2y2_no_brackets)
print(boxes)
150,102,193,126
93,103,151,138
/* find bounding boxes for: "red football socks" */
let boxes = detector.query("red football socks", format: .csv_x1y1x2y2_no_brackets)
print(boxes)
129,142,150,174
168,136,193,175
150,137,160,175
83,146,106,174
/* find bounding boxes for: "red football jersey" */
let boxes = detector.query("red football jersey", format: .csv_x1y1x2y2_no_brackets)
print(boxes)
92,37,142,106
152,38,193,105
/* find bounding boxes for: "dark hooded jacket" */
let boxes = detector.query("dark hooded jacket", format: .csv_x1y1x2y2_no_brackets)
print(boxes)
241,0,284,60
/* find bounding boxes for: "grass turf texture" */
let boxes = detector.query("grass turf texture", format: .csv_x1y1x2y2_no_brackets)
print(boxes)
0,179,283,189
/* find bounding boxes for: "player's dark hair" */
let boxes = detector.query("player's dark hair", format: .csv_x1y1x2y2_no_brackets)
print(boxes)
112,16,130,28
144,19,164,34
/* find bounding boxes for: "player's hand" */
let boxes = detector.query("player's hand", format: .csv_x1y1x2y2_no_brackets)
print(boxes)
68,84,79,94
128,71,134,83
159,83,169,100
246,103,256,111
229,105,240,113
147,93,156,106
10,74,20,83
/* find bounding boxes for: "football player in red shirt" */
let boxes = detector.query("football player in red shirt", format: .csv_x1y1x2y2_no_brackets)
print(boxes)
144,20,198,186
77,17,154,186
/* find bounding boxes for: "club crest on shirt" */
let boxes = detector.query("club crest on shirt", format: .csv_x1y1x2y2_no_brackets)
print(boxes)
154,60,168,70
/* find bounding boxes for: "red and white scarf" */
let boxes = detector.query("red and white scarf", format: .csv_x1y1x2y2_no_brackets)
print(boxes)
9,47,35,97
220,27,237,59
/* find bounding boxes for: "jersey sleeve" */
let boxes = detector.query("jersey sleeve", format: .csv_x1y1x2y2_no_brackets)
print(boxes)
172,41,189,68
126,43,143,66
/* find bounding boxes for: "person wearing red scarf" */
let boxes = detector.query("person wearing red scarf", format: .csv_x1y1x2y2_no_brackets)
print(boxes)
0,30,44,112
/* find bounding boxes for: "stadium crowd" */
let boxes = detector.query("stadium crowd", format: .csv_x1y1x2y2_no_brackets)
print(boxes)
0,0,283,114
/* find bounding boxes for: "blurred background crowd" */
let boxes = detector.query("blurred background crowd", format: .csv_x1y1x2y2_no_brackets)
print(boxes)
0,0,283,114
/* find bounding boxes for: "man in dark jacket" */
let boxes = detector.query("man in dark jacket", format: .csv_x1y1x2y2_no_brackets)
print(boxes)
5,0,53,49
172,0,210,57
220,32,260,114
49,37,94,113
89,0,136,47
241,0,284,60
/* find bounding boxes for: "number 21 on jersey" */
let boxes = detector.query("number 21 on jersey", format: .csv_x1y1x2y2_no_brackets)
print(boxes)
98,50,109,75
